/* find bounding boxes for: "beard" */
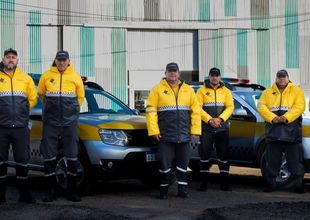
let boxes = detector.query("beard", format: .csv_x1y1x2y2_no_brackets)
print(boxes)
4,62,16,71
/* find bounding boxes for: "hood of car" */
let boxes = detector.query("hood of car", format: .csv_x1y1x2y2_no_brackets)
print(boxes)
79,113,147,129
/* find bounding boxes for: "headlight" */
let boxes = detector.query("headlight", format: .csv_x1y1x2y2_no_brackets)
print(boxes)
98,129,128,146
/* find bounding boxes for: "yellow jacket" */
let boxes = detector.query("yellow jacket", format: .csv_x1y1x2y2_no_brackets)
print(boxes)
146,79,201,143
258,82,305,143
258,82,305,123
38,63,85,126
0,65,37,127
196,81,234,131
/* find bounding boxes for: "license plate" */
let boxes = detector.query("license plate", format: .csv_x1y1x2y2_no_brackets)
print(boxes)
146,151,156,162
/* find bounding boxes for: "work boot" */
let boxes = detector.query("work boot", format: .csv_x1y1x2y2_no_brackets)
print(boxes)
18,178,36,203
159,185,168,200
293,176,306,194
42,187,57,202
67,175,81,202
220,172,232,191
42,176,58,202
0,179,6,204
197,172,208,191
263,178,275,193
0,185,5,204
19,190,36,203
177,185,189,198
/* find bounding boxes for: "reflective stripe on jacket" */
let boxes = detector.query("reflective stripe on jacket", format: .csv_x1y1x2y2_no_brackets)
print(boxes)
38,63,85,126
146,79,201,143
258,82,305,143
0,63,37,127
196,80,234,132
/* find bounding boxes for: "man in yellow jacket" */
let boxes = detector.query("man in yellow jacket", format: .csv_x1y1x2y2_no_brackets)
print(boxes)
258,69,305,193
0,48,37,204
146,62,201,199
38,51,85,202
196,67,234,191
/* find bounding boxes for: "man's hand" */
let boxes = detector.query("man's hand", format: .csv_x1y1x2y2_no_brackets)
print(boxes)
272,116,287,124
209,118,222,128
272,116,281,124
279,116,288,123
151,134,161,142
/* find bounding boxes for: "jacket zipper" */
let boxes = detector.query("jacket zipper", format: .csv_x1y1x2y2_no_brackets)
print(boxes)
168,82,181,143
60,73,63,126
214,88,217,116
10,76,15,127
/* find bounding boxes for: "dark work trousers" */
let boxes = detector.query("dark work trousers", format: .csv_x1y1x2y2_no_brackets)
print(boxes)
264,141,304,179
0,127,30,181
40,123,80,178
199,130,230,174
157,142,190,187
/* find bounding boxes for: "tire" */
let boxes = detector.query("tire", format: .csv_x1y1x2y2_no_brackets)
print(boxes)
55,157,84,189
260,152,294,189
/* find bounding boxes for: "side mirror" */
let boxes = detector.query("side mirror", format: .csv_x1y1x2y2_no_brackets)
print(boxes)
233,108,248,116
132,109,140,115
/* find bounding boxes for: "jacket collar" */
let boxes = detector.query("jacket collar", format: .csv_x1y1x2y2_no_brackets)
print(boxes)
160,78,184,88
271,81,293,93
50,63,74,74
204,79,225,89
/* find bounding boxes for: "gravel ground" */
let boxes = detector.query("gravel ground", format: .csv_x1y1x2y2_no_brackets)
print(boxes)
2,167,310,220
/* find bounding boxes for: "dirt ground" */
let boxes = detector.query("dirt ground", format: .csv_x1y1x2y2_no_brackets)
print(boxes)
2,167,310,220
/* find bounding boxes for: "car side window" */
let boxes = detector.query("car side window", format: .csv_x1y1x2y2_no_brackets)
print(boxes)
231,99,256,122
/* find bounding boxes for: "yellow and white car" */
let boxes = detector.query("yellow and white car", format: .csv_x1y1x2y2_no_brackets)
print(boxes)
8,74,158,187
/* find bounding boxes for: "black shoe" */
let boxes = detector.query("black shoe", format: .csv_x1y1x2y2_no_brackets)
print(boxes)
0,192,5,204
263,183,274,193
220,184,232,191
18,191,36,204
159,186,168,200
294,187,306,194
263,179,276,193
178,185,190,198
42,189,57,202
67,193,81,202
197,181,207,191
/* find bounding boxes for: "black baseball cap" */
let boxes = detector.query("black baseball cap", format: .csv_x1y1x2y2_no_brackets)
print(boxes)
276,69,289,78
4,48,17,56
209,67,221,76
55,50,69,60
166,62,179,71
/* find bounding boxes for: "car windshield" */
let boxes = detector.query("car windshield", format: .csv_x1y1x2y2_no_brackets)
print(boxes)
81,89,134,115
234,91,262,110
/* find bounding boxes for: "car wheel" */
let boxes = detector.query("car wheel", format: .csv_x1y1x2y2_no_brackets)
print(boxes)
55,157,84,189
260,152,294,189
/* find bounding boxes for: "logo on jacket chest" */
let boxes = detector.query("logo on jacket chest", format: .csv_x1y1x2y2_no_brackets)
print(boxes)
0,78,5,83
163,90,169,95
49,78,56,84
205,92,211,96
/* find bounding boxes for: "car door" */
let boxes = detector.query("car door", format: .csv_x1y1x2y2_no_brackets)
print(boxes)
228,95,257,165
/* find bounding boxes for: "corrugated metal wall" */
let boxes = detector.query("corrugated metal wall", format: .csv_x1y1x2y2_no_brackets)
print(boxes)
127,30,197,71
1,0,310,102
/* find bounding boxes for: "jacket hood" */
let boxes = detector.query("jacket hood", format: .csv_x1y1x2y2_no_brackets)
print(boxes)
49,62,74,74
204,79,225,89
271,81,294,93
0,61,19,74
160,78,184,88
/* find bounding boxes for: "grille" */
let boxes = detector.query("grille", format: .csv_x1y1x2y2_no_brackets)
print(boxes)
124,129,157,147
